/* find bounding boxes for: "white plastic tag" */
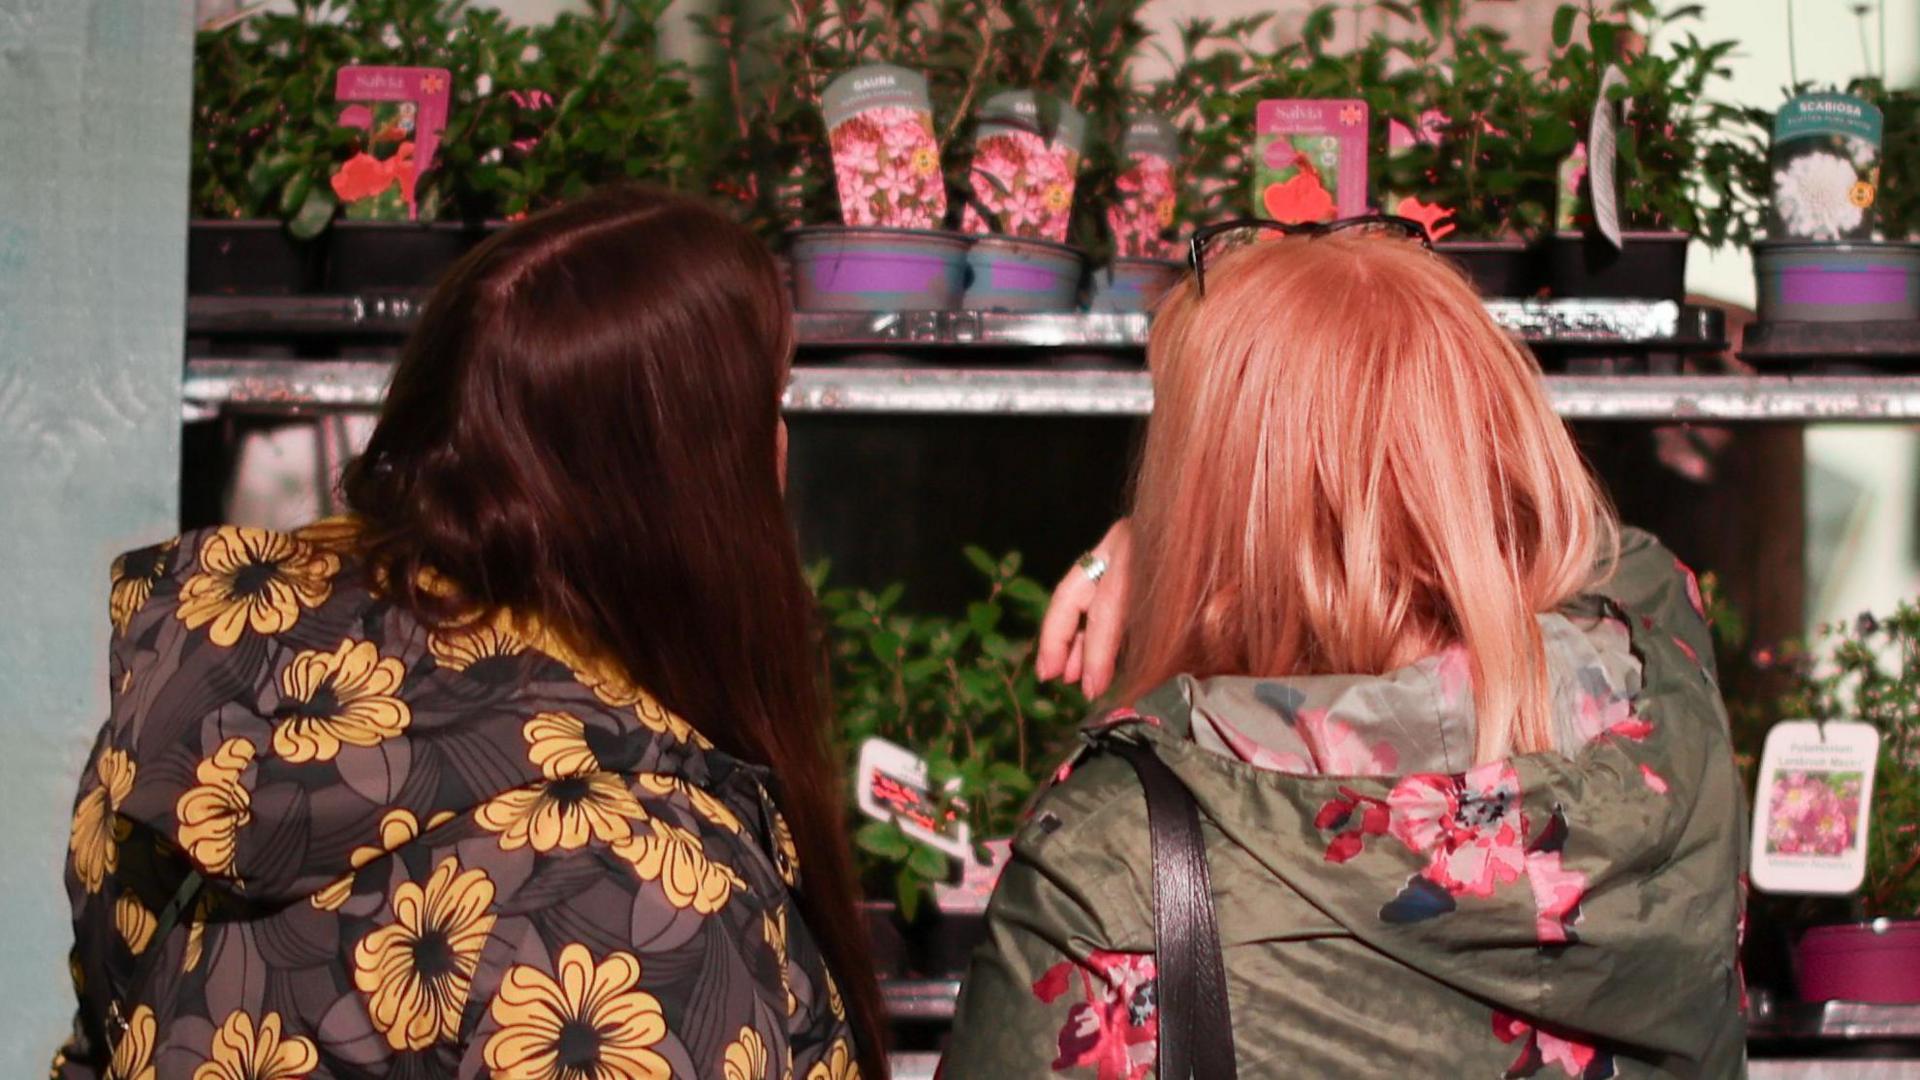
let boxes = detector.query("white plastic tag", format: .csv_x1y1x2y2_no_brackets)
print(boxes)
1751,720,1880,895
1587,64,1628,250
855,737,973,861
934,838,1012,916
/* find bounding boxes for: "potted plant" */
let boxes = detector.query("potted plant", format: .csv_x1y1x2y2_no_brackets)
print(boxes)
698,0,971,312
1747,79,1920,329
1540,0,1738,301
815,548,1085,974
1758,606,1920,1003
189,5,352,293
1378,1,1559,296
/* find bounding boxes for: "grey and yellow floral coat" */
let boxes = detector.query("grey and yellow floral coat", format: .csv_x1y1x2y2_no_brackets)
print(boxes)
943,530,1748,1079
57,522,861,1079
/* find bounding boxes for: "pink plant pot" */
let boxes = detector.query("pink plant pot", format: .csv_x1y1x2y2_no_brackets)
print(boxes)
1796,920,1920,1003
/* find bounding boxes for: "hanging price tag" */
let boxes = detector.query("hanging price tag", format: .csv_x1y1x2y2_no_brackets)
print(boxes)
1586,65,1629,250
1751,720,1880,895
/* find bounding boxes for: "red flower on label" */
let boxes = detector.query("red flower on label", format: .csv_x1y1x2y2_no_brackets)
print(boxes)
331,152,395,203
1262,167,1336,224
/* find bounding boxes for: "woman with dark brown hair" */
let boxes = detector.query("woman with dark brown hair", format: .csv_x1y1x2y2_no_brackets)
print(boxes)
55,186,886,1079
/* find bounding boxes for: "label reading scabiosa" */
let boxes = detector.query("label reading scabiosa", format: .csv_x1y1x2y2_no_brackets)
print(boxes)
1770,92,1884,241
1108,114,1179,258
1256,99,1369,223
822,64,948,230
1751,720,1880,895
961,91,1087,242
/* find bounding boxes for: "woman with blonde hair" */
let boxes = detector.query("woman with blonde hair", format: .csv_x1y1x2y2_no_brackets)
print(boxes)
943,221,1746,1078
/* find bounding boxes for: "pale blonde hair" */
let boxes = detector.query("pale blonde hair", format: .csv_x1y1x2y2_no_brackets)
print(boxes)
1120,233,1618,762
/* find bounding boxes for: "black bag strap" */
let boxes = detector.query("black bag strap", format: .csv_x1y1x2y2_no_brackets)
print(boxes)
1110,740,1238,1080
98,871,204,1074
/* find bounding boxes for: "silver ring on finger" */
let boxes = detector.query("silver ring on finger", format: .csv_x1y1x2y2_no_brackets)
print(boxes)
1076,552,1108,584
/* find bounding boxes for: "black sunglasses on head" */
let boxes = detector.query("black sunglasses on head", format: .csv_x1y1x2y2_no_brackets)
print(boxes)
1185,214,1435,297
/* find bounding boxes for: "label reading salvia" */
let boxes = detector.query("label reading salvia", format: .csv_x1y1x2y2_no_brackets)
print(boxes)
1750,720,1880,895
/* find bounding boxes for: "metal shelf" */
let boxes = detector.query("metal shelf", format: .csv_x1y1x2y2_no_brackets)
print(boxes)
184,358,1920,422
187,296,1727,350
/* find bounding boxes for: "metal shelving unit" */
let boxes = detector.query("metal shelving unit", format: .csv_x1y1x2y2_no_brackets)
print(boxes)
180,296,1920,423
184,358,1920,422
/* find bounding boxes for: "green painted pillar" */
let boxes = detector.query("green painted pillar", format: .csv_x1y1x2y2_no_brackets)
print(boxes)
0,1,193,1069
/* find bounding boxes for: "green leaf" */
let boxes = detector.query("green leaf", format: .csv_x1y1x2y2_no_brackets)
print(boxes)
833,610,872,630
895,866,922,922
967,602,1002,636
856,820,911,860
903,657,945,683
963,546,997,578
287,186,336,239
1552,5,1577,49
907,841,952,880
1004,578,1049,607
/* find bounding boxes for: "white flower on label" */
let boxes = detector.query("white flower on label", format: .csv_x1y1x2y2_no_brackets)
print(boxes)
1847,135,1879,169
1775,151,1865,240
522,45,542,63
482,148,504,165
475,74,493,96
380,24,402,50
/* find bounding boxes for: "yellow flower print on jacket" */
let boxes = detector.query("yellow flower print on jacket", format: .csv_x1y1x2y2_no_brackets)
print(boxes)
636,773,742,834
109,1002,156,1080
353,855,497,1051
476,713,648,852
177,527,338,647
612,818,746,915
485,943,671,1080
175,738,255,878
116,892,156,955
313,808,438,911
723,1026,769,1080
428,619,528,678
272,639,411,763
806,1039,861,1080
109,539,176,635
70,748,136,893
192,1011,318,1080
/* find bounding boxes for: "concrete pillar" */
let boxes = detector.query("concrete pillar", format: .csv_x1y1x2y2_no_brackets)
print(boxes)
0,1,193,1069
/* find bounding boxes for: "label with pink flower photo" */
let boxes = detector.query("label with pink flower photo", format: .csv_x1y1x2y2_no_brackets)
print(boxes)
1751,720,1880,895
1108,114,1179,259
823,64,949,230
961,91,1087,242
332,66,452,221
1255,99,1368,224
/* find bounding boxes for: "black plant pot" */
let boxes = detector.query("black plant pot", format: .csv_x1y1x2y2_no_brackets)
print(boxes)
1436,239,1546,299
1549,231,1691,302
187,220,322,295
323,220,490,293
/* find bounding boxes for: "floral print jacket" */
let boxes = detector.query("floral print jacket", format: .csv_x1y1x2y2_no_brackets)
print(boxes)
943,529,1748,1080
57,522,860,1079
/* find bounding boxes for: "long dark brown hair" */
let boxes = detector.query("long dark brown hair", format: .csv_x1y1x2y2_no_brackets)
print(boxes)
342,184,887,1075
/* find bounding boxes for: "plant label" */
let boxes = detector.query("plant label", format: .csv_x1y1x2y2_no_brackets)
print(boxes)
823,64,948,230
855,736,973,861
1585,65,1629,249
961,90,1087,242
1769,92,1884,241
933,838,1012,916
1108,114,1179,259
332,66,452,222
1751,720,1880,895
1255,99,1368,223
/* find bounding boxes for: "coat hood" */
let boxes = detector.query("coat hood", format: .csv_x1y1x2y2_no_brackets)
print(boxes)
1059,530,1746,1070
100,522,769,908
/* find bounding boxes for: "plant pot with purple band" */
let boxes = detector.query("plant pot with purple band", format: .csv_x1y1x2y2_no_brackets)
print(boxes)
188,220,324,295
323,220,492,293
1549,230,1691,302
1087,257,1184,313
788,226,970,312
1756,240,1920,323
1796,919,1920,1004
1437,239,1547,299
963,234,1087,312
